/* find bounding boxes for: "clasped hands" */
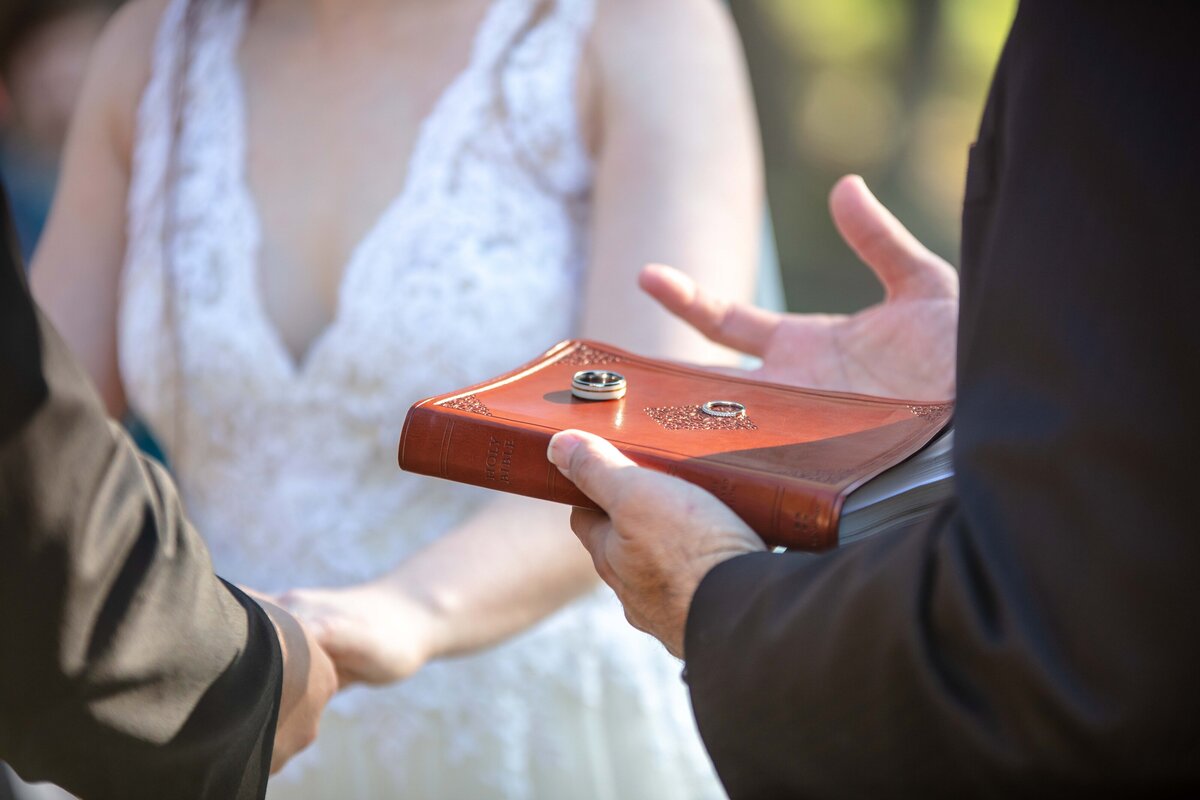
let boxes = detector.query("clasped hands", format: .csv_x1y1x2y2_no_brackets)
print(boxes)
243,581,437,773
247,174,959,771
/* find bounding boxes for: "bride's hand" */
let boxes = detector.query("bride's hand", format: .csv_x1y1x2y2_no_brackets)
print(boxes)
278,583,438,688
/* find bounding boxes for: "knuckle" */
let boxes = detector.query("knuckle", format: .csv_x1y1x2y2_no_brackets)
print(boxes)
711,297,737,338
622,606,649,635
613,474,679,527
610,472,656,515
570,508,608,550
592,552,617,586
567,441,597,481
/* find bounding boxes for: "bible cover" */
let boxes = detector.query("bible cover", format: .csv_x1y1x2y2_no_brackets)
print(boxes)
398,340,952,551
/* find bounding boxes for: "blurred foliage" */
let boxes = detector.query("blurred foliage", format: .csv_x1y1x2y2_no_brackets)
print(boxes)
731,0,1017,312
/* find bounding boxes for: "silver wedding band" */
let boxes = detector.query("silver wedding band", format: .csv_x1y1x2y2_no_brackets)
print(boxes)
571,370,627,401
701,400,746,418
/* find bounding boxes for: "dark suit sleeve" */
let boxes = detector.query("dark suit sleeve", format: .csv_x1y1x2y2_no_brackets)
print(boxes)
0,191,283,798
684,4,1200,797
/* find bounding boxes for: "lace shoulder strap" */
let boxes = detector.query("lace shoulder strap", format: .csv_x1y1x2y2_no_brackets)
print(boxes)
123,0,247,459
492,0,598,196
125,0,191,251
126,0,247,246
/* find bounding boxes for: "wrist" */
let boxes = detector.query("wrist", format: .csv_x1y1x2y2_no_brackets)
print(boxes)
364,577,445,669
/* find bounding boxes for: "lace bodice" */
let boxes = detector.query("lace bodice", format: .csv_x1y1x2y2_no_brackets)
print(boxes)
121,0,595,589
118,0,722,796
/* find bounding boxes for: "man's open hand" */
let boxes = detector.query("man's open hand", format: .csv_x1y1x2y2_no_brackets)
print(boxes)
548,430,766,658
640,175,958,401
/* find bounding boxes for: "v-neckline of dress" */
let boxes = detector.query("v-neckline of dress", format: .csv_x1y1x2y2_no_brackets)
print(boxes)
223,0,512,380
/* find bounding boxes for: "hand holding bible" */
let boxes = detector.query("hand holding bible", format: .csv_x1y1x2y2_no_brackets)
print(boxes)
641,175,958,401
547,430,766,658
539,176,955,657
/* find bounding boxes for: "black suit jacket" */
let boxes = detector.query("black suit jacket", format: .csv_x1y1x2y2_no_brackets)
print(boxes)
0,188,282,797
685,3,1200,796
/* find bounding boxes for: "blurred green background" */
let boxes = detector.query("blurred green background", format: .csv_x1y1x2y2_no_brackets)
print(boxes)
732,0,1017,312
2,0,1017,312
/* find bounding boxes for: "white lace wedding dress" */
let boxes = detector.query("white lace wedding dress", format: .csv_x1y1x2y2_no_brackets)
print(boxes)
117,0,723,797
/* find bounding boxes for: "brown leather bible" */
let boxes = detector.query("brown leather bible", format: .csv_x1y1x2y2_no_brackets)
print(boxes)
399,340,953,551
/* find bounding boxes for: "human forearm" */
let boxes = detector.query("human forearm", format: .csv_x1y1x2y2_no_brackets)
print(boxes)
684,526,951,797
685,471,1198,797
556,427,1195,798
384,493,597,660
26,5,140,420
0,280,284,798
282,493,597,686
584,0,761,364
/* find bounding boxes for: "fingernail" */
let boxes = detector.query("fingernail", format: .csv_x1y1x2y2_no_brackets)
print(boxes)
547,431,583,472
